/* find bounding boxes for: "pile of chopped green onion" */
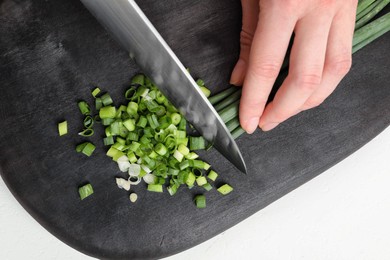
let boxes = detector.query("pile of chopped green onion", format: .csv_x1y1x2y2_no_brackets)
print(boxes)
62,74,234,206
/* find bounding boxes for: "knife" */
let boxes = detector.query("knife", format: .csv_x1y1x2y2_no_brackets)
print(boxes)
80,0,247,173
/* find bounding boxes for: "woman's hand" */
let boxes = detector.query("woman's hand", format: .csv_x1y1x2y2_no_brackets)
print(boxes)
230,0,358,133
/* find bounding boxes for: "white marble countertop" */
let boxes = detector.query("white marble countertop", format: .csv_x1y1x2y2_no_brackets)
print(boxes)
1,126,389,260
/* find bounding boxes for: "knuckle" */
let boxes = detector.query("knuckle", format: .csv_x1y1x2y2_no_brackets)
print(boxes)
240,30,254,47
249,60,281,81
293,72,322,92
327,56,352,76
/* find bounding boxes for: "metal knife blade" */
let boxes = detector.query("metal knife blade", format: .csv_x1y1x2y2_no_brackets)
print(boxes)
80,0,247,173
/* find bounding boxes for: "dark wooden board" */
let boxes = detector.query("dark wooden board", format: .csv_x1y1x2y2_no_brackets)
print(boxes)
1,0,389,259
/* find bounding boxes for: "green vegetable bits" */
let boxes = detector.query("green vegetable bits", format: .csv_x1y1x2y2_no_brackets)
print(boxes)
58,121,68,136
62,73,240,208
217,184,233,195
78,183,94,200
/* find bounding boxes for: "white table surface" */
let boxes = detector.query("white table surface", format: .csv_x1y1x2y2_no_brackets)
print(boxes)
1,126,389,260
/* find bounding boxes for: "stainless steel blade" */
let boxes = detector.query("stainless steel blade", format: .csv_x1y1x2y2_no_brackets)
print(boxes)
80,0,247,173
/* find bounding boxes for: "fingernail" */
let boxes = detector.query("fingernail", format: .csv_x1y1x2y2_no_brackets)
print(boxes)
230,59,246,86
243,117,259,134
260,122,279,131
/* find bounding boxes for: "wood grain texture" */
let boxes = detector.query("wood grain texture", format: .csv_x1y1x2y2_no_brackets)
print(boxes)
0,0,389,259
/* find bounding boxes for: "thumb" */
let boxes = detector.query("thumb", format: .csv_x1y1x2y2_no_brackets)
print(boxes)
230,0,259,86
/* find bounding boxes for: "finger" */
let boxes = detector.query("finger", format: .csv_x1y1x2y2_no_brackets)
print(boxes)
230,0,259,86
239,5,297,133
301,6,356,111
259,12,333,131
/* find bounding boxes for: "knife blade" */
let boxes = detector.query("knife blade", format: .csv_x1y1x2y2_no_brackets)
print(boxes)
80,0,247,173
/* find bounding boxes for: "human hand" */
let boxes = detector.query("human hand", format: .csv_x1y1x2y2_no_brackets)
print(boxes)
230,0,358,133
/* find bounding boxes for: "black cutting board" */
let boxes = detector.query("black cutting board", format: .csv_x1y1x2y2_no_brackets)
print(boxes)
1,0,389,259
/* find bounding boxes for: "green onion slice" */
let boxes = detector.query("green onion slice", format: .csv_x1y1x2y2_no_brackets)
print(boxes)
79,183,94,200
58,121,68,136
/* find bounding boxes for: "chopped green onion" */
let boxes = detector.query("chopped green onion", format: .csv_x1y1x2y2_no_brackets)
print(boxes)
127,101,138,116
76,142,96,156
58,121,68,136
101,93,113,106
95,98,103,110
83,115,94,129
99,106,116,119
79,183,94,200
185,152,199,160
202,183,213,191
207,170,218,181
106,147,121,158
127,152,137,163
217,184,233,195
78,128,94,137
147,184,163,193
177,144,190,156
125,87,137,100
189,136,207,150
194,194,206,208
137,115,148,128
192,160,210,170
131,74,145,86
155,91,166,104
196,176,207,186
185,172,196,186
123,119,136,131
78,101,90,115
146,114,159,129
92,87,101,98
200,86,211,97
155,143,168,156
196,79,205,86
180,160,190,170
102,118,115,126
158,115,172,129
129,193,138,203
178,117,186,131
170,113,182,125
167,184,178,196
103,136,114,146
116,177,131,191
